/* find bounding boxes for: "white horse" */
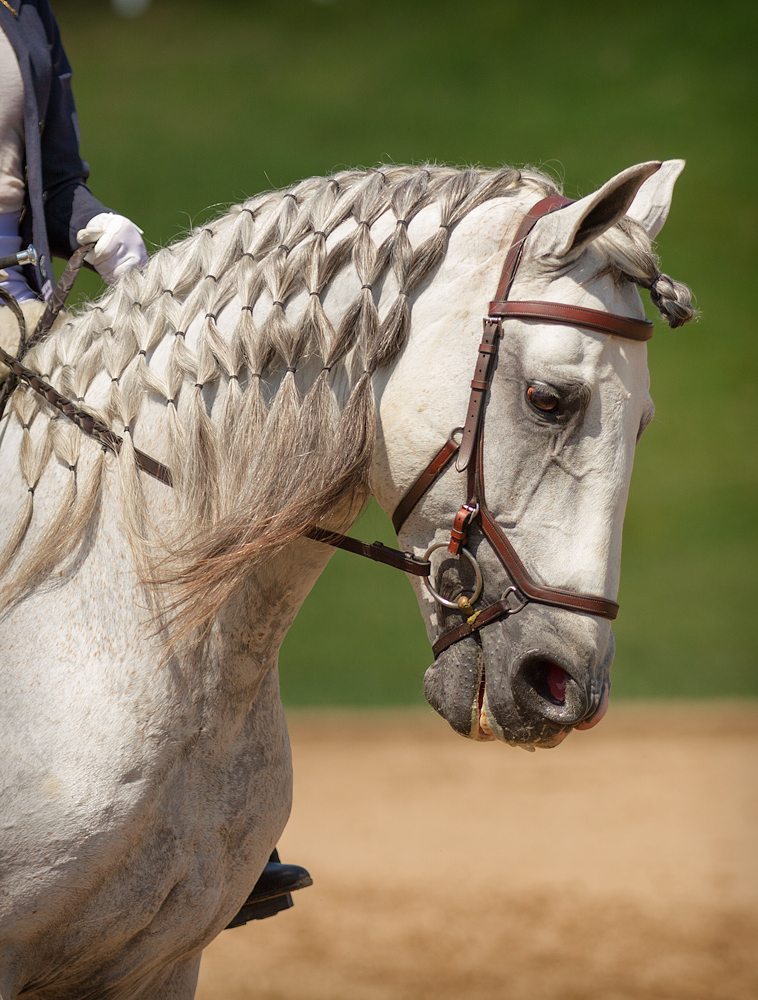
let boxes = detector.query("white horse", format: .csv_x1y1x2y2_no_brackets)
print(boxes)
0,161,694,999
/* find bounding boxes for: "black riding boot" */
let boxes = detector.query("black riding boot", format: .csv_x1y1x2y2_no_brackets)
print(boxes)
225,849,313,928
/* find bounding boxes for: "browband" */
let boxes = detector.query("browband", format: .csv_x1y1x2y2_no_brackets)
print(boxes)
488,301,653,341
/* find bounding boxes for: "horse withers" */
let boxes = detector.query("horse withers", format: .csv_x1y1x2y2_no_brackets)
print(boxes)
0,161,694,999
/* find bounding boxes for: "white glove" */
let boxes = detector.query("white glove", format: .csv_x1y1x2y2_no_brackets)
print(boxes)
77,213,148,284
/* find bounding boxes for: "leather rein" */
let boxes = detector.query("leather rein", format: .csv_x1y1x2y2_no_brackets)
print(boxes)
0,196,653,658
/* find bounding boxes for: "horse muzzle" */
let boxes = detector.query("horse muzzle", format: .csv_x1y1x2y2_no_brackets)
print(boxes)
423,602,613,747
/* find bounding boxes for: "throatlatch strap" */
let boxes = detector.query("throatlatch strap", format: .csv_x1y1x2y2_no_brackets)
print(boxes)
391,432,460,533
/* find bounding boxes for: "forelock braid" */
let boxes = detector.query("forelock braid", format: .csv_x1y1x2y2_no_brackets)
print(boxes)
646,271,696,328
595,217,697,329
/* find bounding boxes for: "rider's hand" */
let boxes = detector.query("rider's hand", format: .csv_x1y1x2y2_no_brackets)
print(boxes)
77,213,148,284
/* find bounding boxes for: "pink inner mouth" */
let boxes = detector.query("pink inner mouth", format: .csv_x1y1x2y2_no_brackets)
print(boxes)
545,663,567,703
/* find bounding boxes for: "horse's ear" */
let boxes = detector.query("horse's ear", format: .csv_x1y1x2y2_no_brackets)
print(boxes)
626,159,685,240
536,161,663,262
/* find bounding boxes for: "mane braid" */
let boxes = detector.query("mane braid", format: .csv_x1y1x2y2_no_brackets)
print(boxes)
0,164,694,645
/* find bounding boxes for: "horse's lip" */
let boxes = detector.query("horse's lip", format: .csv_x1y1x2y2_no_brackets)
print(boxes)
476,670,497,741
575,683,610,731
531,728,572,748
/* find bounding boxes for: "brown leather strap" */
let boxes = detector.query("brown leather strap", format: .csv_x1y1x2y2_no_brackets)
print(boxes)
489,301,654,341
391,431,460,533
455,318,501,473
305,526,430,576
30,244,93,346
432,594,523,657
473,415,618,619
430,374,618,656
0,345,173,487
448,502,477,555
477,503,619,618
491,194,573,304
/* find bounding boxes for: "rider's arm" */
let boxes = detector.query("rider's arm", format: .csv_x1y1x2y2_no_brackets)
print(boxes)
34,0,111,259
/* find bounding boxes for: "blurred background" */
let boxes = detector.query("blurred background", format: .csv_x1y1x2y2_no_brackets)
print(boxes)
55,0,756,706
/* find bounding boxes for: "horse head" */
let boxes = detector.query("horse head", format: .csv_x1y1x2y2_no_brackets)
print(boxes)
371,161,691,747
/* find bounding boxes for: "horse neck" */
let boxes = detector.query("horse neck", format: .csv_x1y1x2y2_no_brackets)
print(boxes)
4,180,536,661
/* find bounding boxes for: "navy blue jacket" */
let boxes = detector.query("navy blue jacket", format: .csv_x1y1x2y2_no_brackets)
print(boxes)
0,0,109,297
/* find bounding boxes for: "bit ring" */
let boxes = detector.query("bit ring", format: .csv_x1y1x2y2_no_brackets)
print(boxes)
422,542,483,610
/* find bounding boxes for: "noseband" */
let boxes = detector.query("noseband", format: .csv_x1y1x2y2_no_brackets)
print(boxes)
0,195,653,659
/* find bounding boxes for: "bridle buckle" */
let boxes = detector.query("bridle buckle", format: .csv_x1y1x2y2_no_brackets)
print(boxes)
448,502,479,555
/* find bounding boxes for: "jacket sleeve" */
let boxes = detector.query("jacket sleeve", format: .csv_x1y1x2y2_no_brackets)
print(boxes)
37,2,111,258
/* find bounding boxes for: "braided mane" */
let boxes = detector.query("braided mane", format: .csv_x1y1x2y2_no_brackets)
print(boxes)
0,164,694,642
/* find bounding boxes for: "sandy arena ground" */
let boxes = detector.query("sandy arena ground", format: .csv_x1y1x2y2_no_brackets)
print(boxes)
196,703,758,1000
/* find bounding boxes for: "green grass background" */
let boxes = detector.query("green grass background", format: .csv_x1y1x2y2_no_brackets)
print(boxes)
53,0,756,704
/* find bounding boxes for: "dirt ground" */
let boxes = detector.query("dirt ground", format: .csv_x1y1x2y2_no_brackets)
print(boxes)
196,703,758,1000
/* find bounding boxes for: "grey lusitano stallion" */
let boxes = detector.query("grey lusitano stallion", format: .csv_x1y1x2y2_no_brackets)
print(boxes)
0,161,694,999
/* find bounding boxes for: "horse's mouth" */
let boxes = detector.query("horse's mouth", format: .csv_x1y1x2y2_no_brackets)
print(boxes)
474,662,571,746
423,633,610,747
474,664,609,748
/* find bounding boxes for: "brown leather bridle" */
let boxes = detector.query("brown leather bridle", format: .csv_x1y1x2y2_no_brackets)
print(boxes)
0,195,653,659
387,194,653,658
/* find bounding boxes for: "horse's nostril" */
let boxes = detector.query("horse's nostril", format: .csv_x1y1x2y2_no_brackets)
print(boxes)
522,657,568,706
512,653,590,727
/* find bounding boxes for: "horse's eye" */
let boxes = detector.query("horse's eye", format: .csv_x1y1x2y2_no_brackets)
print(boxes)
526,385,561,414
